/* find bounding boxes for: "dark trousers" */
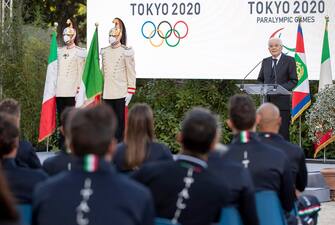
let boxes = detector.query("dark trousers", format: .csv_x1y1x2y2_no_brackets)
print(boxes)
278,110,290,141
104,98,125,143
267,95,290,141
56,97,75,150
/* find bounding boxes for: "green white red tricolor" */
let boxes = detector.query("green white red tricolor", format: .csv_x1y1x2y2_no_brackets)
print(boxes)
38,31,58,142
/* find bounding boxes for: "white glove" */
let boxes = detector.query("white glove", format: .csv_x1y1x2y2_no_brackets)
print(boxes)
125,93,133,106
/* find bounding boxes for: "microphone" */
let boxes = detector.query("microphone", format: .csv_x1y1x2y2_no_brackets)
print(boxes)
240,60,263,92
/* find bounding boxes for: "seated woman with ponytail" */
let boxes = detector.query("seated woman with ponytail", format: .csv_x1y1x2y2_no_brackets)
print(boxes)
113,103,173,173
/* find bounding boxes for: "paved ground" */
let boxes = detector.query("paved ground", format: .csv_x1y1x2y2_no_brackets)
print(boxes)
307,163,335,172
318,201,335,225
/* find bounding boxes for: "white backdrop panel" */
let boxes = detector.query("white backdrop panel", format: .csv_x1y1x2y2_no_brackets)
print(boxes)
87,0,335,80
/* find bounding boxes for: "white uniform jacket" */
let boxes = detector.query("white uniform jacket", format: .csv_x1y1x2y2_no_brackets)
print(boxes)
101,45,136,100
56,46,86,97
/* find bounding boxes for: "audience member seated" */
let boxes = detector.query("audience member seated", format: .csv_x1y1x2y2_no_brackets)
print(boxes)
43,107,78,176
33,104,154,225
223,95,295,213
0,113,47,204
0,168,20,225
208,150,259,225
257,103,307,193
114,103,172,173
0,98,41,169
132,107,233,225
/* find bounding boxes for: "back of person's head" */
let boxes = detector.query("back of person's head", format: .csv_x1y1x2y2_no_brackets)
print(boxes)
60,107,79,151
181,107,218,154
124,103,154,170
0,169,19,222
228,95,256,131
70,104,117,157
0,98,20,119
0,113,19,159
257,103,281,132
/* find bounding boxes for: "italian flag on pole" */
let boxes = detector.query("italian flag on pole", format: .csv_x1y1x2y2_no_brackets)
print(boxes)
314,16,335,158
291,20,311,123
318,16,333,91
75,26,103,107
38,31,58,142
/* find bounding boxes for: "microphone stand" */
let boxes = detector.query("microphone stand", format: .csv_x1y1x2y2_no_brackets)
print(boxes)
240,60,263,92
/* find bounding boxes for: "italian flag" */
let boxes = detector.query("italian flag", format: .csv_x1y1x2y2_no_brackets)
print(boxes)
75,27,103,107
314,17,334,158
38,31,58,142
318,17,333,91
291,21,311,123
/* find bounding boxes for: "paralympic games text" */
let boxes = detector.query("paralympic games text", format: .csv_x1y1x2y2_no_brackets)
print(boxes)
130,2,201,16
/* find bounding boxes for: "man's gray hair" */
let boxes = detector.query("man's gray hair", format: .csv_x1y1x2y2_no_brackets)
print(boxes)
268,37,283,47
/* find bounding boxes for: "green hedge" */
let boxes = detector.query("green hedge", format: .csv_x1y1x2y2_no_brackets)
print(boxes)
132,79,335,158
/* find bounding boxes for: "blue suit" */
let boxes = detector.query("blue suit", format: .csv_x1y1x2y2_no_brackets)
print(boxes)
208,152,259,225
42,151,74,176
224,132,295,212
16,140,42,169
2,158,47,203
33,157,154,225
258,132,307,192
132,154,232,225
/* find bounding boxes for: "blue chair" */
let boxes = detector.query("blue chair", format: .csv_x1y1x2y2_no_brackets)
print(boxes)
16,204,32,225
219,206,243,225
290,203,298,217
255,191,287,225
155,217,180,225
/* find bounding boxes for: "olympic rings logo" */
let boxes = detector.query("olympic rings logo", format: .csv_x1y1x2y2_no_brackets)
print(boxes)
141,20,189,47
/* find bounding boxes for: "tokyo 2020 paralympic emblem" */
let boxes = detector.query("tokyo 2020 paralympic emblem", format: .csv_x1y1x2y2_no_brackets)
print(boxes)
141,20,189,47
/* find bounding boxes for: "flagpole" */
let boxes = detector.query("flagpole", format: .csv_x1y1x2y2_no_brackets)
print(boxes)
299,116,302,147
323,147,326,163
46,137,49,152
298,16,302,148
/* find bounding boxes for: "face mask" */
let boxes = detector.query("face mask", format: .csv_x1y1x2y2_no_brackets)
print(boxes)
109,36,117,45
63,35,71,44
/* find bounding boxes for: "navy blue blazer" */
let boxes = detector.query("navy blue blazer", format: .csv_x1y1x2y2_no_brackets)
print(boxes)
42,151,74,176
224,132,295,212
16,140,42,169
258,132,308,192
132,154,232,225
257,53,298,91
113,141,173,173
2,158,48,204
257,54,298,111
33,157,154,225
208,152,259,225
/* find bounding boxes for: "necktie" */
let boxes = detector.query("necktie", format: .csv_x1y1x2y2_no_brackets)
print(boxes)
270,58,278,83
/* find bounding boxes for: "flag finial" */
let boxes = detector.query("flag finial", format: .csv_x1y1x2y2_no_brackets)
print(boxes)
95,22,99,27
53,22,58,28
325,16,329,22
53,22,58,33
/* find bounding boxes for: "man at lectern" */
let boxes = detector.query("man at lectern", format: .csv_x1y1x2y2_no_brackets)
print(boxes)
257,37,298,141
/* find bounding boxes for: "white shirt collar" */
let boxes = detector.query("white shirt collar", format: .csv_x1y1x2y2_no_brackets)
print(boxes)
272,53,282,63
